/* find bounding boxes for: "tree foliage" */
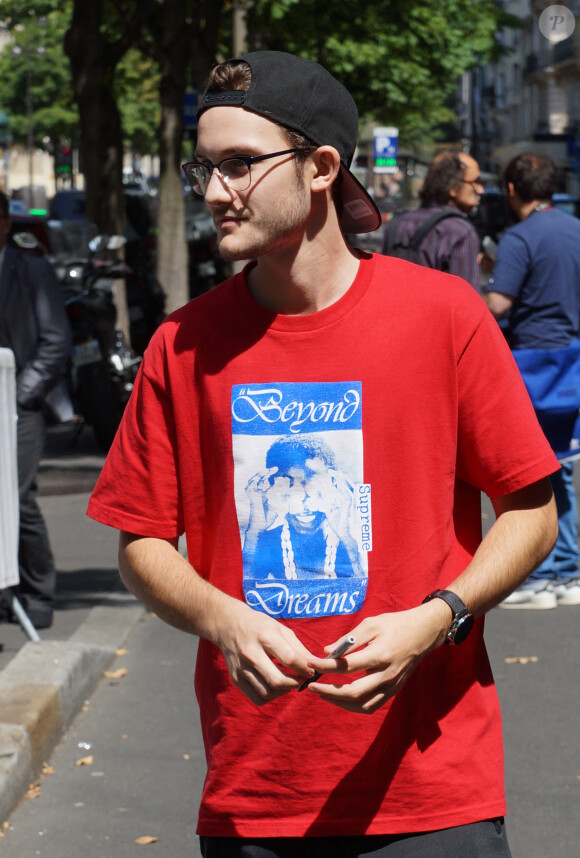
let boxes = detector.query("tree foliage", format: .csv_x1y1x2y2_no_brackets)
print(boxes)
0,0,163,154
249,0,517,142
116,49,161,155
0,3,78,147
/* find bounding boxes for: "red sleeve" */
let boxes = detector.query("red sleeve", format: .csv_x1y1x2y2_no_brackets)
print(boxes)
87,325,185,538
456,308,559,497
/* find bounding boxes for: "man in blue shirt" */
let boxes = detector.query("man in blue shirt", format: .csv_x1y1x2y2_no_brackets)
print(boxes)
486,153,580,609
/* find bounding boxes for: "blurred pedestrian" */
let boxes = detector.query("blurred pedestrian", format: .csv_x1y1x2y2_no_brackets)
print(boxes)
88,51,557,857
486,153,580,609
381,151,483,290
0,190,71,628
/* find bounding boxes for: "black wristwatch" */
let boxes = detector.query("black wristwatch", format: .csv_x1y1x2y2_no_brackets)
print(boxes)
422,589,474,646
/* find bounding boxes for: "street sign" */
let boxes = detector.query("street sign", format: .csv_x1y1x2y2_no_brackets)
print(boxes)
182,91,198,130
373,126,398,174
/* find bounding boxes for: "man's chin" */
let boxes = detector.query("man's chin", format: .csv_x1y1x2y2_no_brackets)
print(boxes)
217,235,254,263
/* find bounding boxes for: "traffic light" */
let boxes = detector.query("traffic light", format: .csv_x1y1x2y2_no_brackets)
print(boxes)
55,145,73,175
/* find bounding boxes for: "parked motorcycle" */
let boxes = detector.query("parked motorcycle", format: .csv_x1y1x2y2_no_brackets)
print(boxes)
55,235,142,451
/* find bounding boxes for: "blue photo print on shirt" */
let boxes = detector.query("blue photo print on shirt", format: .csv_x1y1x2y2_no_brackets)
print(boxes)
232,381,371,619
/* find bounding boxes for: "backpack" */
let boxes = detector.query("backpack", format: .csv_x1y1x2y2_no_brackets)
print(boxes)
383,209,464,268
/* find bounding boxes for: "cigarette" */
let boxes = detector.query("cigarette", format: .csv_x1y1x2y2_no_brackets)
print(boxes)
297,635,356,692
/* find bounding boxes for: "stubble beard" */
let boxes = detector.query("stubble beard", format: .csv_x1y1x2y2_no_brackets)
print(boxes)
216,172,311,262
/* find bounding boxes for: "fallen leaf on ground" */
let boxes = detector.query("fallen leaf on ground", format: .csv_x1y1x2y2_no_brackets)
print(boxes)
103,667,128,679
41,762,55,777
116,648,128,656
183,754,190,760
504,656,539,664
25,782,41,800
135,835,159,845
75,755,94,767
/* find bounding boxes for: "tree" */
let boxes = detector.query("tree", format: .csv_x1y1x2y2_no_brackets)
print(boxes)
248,0,517,144
64,2,155,235
116,49,161,158
137,0,226,313
0,4,78,161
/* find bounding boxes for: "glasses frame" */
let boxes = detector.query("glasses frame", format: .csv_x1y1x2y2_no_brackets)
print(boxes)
462,177,484,189
181,148,311,196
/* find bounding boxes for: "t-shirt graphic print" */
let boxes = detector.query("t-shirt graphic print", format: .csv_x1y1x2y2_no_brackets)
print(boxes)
232,381,371,619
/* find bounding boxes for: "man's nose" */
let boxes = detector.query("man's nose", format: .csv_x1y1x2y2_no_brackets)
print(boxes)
204,169,232,205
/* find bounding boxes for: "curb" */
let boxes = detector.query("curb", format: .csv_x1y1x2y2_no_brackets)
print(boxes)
0,597,146,823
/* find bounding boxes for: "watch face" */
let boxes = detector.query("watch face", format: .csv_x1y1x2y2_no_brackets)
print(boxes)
447,613,475,645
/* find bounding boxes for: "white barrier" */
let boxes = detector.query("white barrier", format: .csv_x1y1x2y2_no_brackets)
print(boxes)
0,348,19,589
0,348,40,642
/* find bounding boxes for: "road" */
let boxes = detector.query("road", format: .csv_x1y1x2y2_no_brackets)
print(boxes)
0,612,204,858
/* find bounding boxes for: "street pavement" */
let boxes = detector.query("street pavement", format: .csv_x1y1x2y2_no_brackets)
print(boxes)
0,422,578,856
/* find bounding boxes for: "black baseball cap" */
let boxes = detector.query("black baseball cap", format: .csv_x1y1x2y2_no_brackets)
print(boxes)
197,50,382,235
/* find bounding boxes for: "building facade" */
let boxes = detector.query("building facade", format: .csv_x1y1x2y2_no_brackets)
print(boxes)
459,0,580,193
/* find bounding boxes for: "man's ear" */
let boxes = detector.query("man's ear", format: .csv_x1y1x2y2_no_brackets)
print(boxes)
309,146,341,193
506,182,516,199
448,182,460,202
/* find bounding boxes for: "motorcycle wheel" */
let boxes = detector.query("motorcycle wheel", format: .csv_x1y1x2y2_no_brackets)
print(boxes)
77,360,126,451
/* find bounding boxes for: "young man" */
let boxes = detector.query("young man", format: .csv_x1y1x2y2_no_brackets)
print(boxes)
486,153,580,609
88,52,558,857
381,151,484,290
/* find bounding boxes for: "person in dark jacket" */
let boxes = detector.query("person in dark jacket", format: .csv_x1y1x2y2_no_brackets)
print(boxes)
0,190,71,628
381,151,483,291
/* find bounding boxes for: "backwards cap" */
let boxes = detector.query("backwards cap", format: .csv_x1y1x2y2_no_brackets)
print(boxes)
197,50,381,235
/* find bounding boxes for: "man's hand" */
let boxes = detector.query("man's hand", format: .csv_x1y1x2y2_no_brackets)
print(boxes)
303,601,450,714
118,532,315,707
212,600,317,705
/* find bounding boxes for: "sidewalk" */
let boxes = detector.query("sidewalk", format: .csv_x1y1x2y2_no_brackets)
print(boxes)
0,422,146,822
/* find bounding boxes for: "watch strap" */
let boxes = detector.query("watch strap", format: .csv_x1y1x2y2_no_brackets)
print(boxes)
422,589,468,619
422,589,474,646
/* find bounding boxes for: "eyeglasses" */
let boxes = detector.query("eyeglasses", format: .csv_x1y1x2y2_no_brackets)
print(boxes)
181,148,309,196
462,176,484,189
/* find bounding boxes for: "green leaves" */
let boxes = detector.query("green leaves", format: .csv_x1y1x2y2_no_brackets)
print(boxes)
248,0,510,142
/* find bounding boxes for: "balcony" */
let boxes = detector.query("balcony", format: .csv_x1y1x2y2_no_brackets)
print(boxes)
554,35,576,64
525,37,578,77
525,50,554,75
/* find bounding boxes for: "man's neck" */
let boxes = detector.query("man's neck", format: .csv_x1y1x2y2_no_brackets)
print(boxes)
519,199,550,220
247,236,361,315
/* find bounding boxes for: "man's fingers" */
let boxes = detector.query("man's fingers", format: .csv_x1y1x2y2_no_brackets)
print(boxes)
307,677,392,713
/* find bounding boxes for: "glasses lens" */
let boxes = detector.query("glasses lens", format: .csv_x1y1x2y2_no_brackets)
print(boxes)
221,158,251,191
186,164,210,196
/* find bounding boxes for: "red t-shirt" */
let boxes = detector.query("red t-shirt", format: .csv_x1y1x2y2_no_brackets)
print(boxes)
88,254,557,837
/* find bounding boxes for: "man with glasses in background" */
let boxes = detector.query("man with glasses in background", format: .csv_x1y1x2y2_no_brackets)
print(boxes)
382,151,484,291
88,51,558,857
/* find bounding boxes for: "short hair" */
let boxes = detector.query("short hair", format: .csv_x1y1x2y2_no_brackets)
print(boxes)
419,152,466,206
502,153,557,203
265,435,336,479
0,190,9,219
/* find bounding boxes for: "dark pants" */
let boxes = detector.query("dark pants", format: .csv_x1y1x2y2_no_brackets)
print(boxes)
200,818,511,858
16,407,56,617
